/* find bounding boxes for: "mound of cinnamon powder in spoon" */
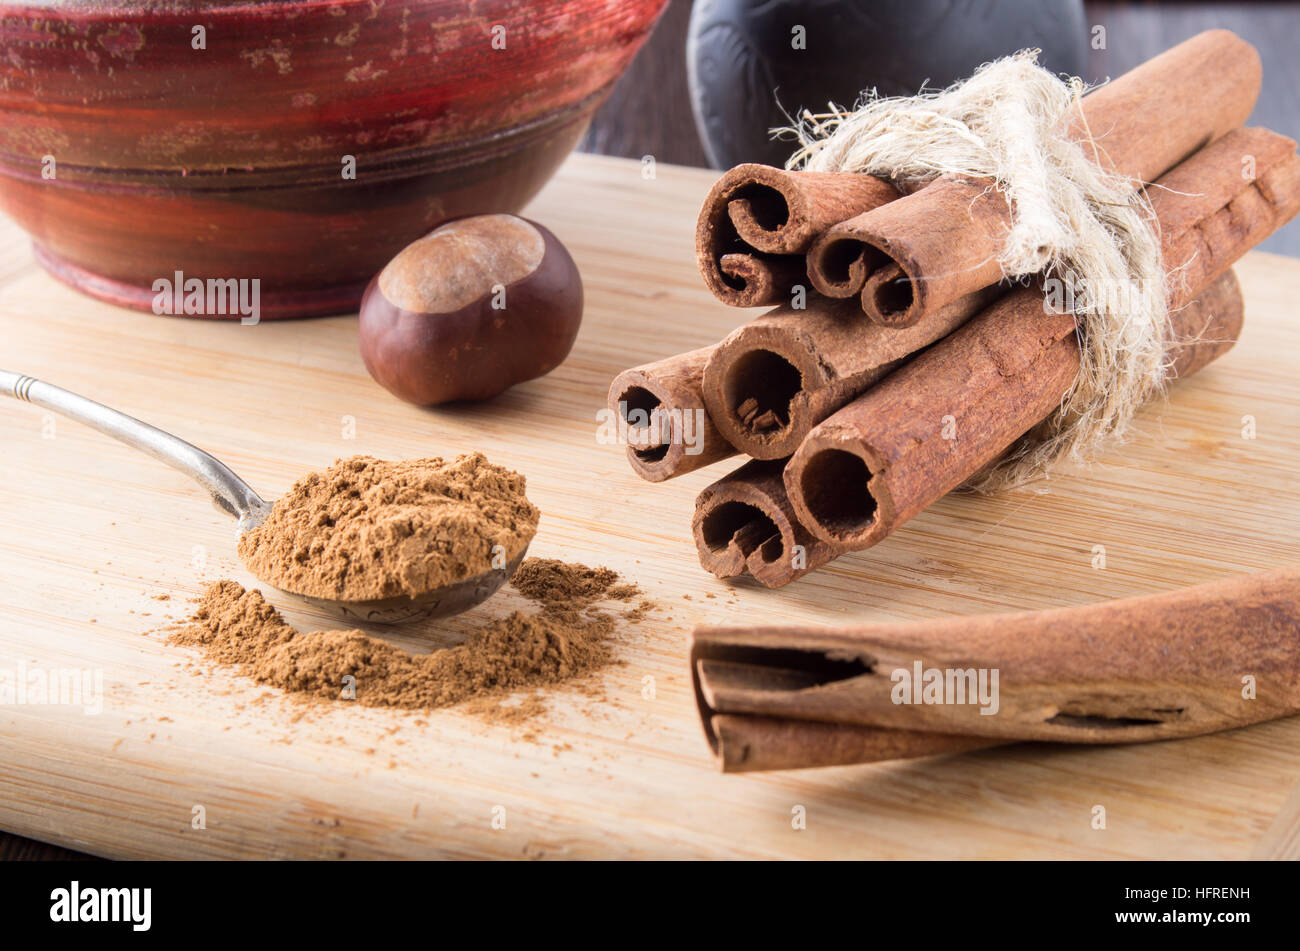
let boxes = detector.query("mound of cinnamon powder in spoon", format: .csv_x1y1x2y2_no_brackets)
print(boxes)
168,558,645,712
237,453,539,601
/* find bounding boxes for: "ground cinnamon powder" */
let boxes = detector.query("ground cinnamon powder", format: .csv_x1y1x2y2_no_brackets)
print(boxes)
168,558,644,714
237,453,539,601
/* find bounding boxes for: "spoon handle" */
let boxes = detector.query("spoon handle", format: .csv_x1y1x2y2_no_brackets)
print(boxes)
1,370,271,531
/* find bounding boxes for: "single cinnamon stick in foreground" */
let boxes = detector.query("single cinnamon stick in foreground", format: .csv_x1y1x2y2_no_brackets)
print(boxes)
701,285,1001,460
805,29,1262,325
696,164,898,307
606,347,735,481
787,126,1300,552
692,458,840,588
692,564,1300,773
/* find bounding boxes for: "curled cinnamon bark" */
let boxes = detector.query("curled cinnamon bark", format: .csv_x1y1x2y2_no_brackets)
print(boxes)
805,29,1263,325
606,347,735,481
696,164,897,307
692,458,840,588
692,564,1300,771
713,254,808,309
787,126,1300,552
701,286,1000,460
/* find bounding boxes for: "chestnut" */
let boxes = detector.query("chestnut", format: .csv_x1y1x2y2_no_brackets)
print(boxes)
359,214,583,405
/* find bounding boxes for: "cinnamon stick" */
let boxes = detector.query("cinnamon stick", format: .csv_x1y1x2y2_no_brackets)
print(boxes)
692,564,1300,772
787,268,1243,551
607,347,735,481
805,29,1262,325
787,126,1300,553
701,285,1000,460
692,458,839,588
696,164,897,308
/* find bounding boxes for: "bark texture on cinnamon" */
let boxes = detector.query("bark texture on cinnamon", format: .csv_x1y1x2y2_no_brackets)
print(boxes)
787,126,1300,552
693,458,840,588
692,564,1300,773
786,268,1244,551
696,164,897,307
1155,129,1300,301
701,286,1000,460
607,347,734,481
804,29,1262,326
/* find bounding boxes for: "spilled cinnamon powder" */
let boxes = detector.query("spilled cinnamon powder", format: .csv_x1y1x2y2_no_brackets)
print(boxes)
237,453,539,601
168,558,644,716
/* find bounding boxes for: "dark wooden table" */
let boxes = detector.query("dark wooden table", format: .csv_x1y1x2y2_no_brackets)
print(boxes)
5,0,1297,861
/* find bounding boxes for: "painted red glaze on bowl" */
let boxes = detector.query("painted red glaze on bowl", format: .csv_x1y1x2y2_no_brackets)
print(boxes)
0,0,666,317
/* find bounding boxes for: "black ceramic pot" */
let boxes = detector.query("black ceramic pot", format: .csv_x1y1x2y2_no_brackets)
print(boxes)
687,0,1088,169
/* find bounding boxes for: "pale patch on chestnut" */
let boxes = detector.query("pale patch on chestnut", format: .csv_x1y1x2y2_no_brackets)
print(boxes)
359,214,583,406
377,214,545,314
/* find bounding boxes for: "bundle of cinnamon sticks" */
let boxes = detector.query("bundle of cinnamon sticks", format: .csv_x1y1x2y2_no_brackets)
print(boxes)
608,30,1300,590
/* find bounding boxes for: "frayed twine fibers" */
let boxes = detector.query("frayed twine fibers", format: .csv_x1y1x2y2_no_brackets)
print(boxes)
781,51,1171,489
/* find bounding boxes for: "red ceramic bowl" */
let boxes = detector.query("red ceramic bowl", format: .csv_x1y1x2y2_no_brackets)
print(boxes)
0,0,665,317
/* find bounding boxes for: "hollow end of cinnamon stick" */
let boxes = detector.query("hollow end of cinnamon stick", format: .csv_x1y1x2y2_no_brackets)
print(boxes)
695,214,800,309
721,164,815,255
704,163,900,256
705,289,999,463
862,261,924,327
698,163,905,307
713,253,806,308
695,166,821,308
693,458,838,588
785,440,890,549
850,181,1011,325
805,228,888,298
702,329,826,461
607,349,735,482
690,635,1006,772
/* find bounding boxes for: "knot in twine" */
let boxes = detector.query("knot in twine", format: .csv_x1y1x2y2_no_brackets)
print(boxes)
782,52,1170,490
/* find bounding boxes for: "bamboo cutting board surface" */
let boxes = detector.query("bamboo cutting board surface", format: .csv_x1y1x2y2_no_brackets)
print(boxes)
2,152,1300,860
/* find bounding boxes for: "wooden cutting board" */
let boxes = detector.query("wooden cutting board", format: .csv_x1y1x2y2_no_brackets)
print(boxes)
2,153,1299,860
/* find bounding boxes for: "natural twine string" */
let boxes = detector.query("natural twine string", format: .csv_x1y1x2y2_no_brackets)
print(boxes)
779,51,1171,490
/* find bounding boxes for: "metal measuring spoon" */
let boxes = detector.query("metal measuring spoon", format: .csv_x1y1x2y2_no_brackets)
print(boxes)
1,371,526,623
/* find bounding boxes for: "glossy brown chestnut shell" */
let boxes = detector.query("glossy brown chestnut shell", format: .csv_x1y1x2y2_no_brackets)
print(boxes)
359,215,583,405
